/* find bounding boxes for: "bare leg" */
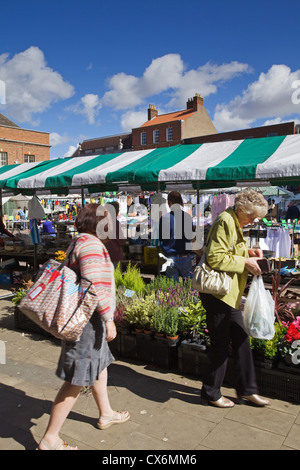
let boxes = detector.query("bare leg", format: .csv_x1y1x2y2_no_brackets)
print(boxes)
92,368,130,428
91,368,114,418
38,382,81,450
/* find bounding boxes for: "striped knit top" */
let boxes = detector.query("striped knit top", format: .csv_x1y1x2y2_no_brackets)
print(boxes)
67,233,116,321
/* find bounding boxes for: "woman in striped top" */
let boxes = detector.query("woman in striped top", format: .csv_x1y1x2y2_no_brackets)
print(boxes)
38,204,130,451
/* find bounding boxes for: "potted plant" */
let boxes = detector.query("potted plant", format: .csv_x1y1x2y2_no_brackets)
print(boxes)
271,265,298,324
250,322,285,369
115,261,146,294
277,317,300,367
152,305,180,370
123,292,155,334
153,304,167,337
164,306,179,341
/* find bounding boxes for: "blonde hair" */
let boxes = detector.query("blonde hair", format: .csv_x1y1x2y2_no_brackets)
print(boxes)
234,189,268,219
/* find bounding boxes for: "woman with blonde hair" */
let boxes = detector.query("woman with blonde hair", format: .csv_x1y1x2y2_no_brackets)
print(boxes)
200,189,270,408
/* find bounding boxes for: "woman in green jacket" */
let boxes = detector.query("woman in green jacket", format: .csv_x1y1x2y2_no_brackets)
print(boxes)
201,189,269,408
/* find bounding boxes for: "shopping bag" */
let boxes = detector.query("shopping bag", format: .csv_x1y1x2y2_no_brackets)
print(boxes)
243,275,275,340
192,252,232,295
19,241,98,342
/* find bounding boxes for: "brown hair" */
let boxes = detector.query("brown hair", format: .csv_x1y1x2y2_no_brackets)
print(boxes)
167,191,183,207
75,203,107,235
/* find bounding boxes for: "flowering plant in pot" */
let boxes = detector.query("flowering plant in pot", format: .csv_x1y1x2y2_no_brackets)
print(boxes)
277,317,300,366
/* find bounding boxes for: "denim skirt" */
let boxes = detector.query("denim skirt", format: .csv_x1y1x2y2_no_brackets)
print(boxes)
56,312,114,386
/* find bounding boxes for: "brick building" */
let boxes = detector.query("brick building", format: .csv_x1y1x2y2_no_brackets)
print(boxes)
132,93,217,150
0,113,50,165
72,133,132,157
184,121,296,144
71,94,299,158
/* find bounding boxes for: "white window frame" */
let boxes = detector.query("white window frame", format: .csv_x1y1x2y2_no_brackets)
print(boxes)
24,154,35,163
166,127,173,142
153,129,159,144
0,151,7,165
141,132,147,146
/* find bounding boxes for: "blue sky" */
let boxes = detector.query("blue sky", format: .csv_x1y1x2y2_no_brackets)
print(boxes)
0,0,300,159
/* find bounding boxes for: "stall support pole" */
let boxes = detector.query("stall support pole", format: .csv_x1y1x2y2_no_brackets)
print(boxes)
34,243,38,273
81,187,85,207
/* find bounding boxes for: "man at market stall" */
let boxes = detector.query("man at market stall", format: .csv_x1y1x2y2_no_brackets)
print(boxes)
41,215,56,237
285,201,300,221
159,191,195,281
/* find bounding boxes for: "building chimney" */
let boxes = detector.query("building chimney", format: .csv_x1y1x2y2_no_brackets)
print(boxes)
148,104,158,120
186,93,203,111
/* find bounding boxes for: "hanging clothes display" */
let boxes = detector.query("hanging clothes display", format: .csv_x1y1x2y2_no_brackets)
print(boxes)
259,227,291,258
211,193,236,222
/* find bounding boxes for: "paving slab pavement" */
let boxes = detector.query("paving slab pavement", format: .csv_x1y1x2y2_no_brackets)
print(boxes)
0,298,300,452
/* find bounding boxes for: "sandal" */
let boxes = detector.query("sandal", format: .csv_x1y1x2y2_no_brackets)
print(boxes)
37,437,78,450
97,410,130,430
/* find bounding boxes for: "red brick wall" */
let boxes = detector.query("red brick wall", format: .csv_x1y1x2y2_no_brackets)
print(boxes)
132,121,182,150
0,126,50,164
185,122,295,144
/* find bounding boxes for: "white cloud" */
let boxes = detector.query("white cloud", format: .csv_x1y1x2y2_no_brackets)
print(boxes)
64,145,77,158
101,54,251,111
50,132,70,146
70,93,102,124
0,47,74,124
213,64,300,131
120,110,147,132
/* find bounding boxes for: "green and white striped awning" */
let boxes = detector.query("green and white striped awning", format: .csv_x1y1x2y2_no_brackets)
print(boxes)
0,134,300,194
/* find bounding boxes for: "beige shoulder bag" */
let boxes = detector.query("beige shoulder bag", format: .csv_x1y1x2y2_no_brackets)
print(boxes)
192,234,235,296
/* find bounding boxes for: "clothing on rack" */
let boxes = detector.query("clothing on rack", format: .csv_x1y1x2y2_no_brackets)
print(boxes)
259,227,291,258
211,193,236,222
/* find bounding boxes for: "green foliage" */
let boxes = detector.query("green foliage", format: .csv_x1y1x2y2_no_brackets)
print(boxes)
178,300,207,337
153,305,166,334
114,263,124,289
153,304,180,337
145,275,178,294
250,322,286,359
12,280,33,306
163,307,179,338
114,262,146,294
124,293,156,330
12,287,27,306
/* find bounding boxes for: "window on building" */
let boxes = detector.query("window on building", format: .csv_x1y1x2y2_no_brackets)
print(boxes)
141,132,147,146
0,152,7,165
166,127,173,142
24,154,35,163
153,130,159,144
267,132,278,137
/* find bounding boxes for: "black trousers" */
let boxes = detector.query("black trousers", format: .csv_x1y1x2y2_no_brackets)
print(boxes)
200,293,258,401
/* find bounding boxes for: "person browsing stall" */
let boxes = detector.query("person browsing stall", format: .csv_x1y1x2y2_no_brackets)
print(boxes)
103,201,126,267
200,189,270,409
159,191,194,281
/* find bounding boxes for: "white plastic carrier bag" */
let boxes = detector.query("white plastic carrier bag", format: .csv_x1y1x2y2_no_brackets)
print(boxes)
243,275,275,340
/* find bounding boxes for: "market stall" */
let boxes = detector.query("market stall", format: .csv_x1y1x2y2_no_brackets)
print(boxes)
0,134,300,281
3,135,300,402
